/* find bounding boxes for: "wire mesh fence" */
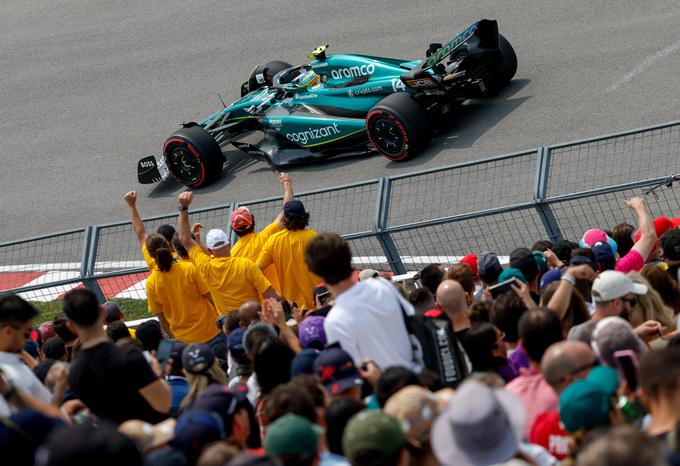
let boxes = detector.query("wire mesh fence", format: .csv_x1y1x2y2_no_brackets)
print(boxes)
2,120,680,313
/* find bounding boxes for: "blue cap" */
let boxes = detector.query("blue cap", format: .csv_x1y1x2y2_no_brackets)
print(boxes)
173,409,226,464
291,348,320,378
592,242,616,271
193,385,247,434
314,347,363,395
228,328,247,358
182,343,214,375
540,268,564,289
283,200,306,218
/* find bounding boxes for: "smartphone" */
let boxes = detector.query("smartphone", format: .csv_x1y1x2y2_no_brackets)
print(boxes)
156,339,174,372
489,278,516,299
614,349,639,391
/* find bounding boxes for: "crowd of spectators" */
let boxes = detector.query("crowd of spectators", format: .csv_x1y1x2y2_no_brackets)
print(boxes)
4,172,680,466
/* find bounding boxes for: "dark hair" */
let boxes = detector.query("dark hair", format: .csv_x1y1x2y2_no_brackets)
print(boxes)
445,264,475,296
146,234,174,272
407,288,435,314
226,312,242,332
291,374,326,410
518,307,563,363
43,337,67,360
352,448,402,466
418,264,445,295
254,338,295,396
611,223,636,257
490,292,528,343
577,425,665,466
375,366,421,408
552,240,577,264
0,294,38,325
417,369,445,392
234,223,256,237
33,358,57,383
531,240,553,252
642,264,680,314
540,281,590,335
510,248,539,282
106,320,131,342
116,337,144,349
283,213,310,231
156,224,176,244
171,234,188,258
469,301,491,324
63,289,100,327
52,313,77,343
639,348,680,400
265,380,317,424
571,247,595,262
463,322,501,373
325,398,366,455
135,320,163,352
305,233,353,285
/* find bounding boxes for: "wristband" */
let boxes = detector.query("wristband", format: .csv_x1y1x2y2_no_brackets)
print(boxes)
178,205,188,212
561,273,576,285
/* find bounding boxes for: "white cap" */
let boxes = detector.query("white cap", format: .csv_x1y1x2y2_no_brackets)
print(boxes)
206,229,229,249
591,270,648,302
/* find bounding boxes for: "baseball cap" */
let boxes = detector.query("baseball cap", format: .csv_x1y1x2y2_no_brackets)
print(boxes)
559,366,619,432
291,348,320,377
173,409,226,464
193,385,247,434
591,317,648,366
498,267,527,284
431,380,525,466
478,252,503,282
38,322,56,341
570,255,595,268
383,386,439,448
298,316,326,349
228,328,247,358
660,229,680,261
591,270,647,302
460,254,478,277
182,343,215,375
592,242,616,271
314,347,363,395
118,419,176,453
532,251,547,275
169,340,187,371
509,248,537,273
264,414,322,460
580,228,618,254
206,229,229,249
283,199,306,218
103,301,123,322
358,269,379,281
343,410,405,465
231,207,255,231
540,268,563,289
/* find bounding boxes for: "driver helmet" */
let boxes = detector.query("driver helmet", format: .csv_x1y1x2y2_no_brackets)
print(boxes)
295,69,320,88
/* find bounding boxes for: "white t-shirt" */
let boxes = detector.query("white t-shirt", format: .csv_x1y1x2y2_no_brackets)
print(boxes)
0,352,52,413
324,278,422,372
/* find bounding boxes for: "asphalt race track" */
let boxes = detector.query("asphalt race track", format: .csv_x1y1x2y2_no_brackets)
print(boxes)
3,0,680,241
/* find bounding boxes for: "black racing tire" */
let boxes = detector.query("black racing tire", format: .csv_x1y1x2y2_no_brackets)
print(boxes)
247,60,292,93
366,93,431,162
487,34,517,91
163,126,224,188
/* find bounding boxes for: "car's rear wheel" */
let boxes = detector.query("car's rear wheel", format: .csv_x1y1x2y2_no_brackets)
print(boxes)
366,93,431,162
163,126,224,188
487,34,517,91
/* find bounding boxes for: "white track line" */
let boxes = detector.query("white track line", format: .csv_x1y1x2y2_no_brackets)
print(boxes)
115,278,148,299
607,39,680,92
17,271,81,302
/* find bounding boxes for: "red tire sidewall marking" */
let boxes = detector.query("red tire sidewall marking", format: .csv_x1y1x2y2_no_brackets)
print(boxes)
367,110,411,161
163,138,206,187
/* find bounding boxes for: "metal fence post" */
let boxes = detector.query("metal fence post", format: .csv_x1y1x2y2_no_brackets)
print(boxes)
81,225,106,303
374,178,407,275
533,147,563,242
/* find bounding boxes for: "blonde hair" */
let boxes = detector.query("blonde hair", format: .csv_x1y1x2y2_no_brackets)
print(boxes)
180,360,228,409
627,272,674,327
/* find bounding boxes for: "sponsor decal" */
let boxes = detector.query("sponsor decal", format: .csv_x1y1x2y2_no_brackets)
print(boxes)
286,123,340,145
268,118,283,128
312,62,328,68
423,89,445,96
422,22,478,69
406,78,437,89
347,86,382,97
330,63,375,80
296,93,318,100
391,78,406,92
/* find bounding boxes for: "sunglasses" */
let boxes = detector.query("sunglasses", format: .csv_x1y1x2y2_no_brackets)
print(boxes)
620,297,638,307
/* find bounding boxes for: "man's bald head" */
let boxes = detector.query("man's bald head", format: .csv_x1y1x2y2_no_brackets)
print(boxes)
239,301,261,327
436,279,468,316
541,340,596,394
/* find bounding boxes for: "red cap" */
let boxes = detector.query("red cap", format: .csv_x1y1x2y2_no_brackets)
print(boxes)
654,216,674,237
460,254,478,277
672,218,680,229
230,207,254,231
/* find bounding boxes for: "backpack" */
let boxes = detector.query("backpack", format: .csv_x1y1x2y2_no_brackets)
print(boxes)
399,306,471,388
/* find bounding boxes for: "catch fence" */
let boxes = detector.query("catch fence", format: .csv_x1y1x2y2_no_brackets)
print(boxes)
2,119,680,320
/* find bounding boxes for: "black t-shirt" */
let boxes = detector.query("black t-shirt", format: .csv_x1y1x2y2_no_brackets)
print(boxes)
69,342,166,424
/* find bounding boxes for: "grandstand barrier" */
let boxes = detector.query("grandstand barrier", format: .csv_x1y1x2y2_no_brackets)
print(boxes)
2,119,680,318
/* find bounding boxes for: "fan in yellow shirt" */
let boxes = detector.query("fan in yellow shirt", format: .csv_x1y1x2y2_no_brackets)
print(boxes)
145,234,220,344
257,199,320,310
176,191,279,314
228,172,295,293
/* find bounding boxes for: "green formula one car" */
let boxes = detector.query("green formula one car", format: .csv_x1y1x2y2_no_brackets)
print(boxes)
138,19,517,188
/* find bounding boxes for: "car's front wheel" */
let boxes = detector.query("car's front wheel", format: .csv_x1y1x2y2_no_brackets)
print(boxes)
163,126,224,188
366,93,431,162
